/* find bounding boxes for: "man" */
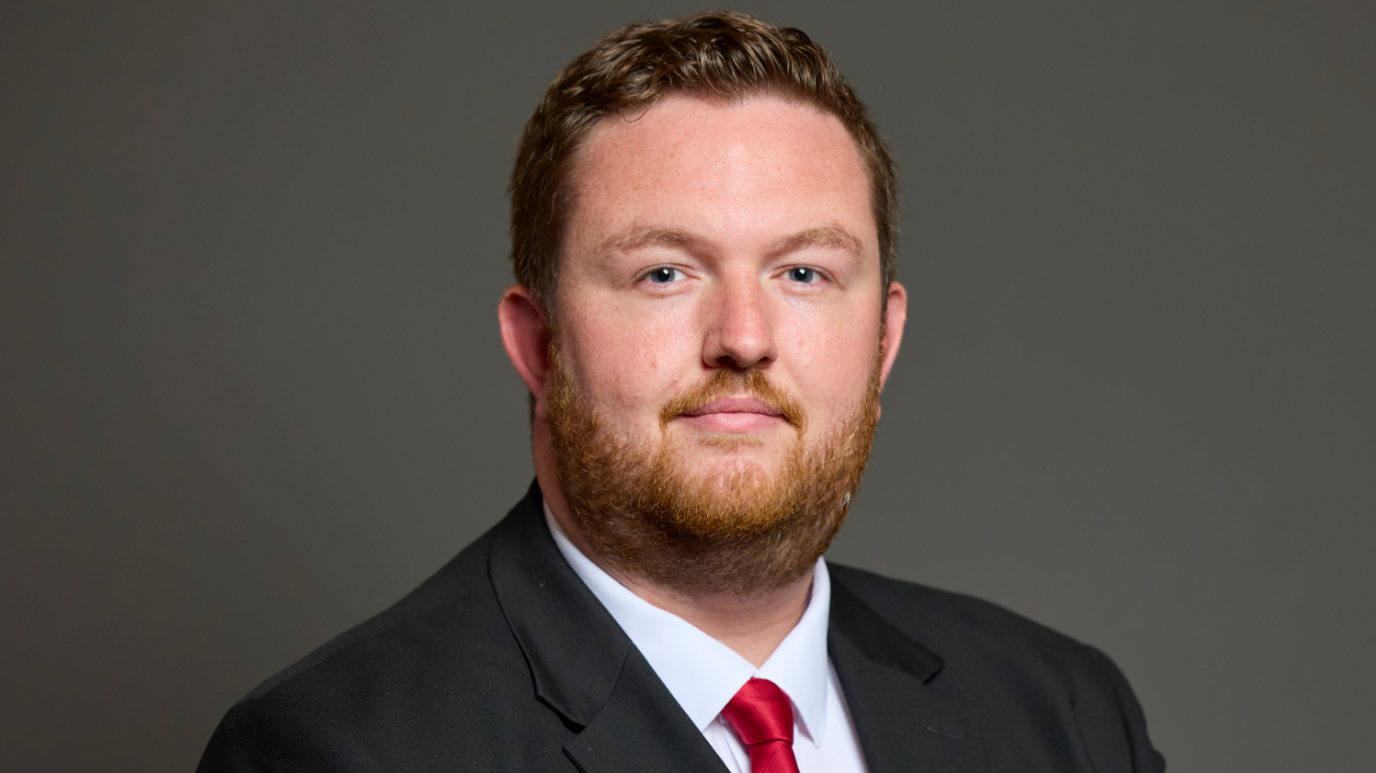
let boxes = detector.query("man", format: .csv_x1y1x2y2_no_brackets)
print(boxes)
200,12,1163,772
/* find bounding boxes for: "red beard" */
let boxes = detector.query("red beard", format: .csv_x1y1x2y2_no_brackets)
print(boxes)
546,339,882,596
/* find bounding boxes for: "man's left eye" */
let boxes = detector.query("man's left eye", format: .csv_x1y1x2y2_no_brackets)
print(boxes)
788,267,818,283
646,267,683,284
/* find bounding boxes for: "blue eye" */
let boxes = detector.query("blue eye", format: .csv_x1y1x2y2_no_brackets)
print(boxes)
789,267,817,283
647,267,682,283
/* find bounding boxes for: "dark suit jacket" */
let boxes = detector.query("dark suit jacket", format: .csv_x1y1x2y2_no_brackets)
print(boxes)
199,483,1164,772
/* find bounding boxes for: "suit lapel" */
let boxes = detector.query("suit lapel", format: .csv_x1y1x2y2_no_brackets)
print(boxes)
562,647,728,773
829,580,990,773
487,486,987,772
486,484,726,772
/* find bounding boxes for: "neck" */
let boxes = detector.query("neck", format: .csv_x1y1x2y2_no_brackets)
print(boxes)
535,445,812,667
612,560,813,669
556,502,812,668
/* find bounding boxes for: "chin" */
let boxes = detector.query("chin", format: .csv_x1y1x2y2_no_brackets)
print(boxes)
672,459,797,524
695,457,773,492
680,442,789,483
694,432,767,450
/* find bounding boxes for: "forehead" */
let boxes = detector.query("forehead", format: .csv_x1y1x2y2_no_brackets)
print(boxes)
563,94,875,259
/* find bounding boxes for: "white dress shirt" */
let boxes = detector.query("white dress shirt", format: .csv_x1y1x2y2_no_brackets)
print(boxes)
545,507,868,773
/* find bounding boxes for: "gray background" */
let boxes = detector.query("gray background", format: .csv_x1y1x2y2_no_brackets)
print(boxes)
2,1,1372,770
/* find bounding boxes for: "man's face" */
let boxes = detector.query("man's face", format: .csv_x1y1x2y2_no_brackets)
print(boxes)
553,94,898,503
500,93,907,592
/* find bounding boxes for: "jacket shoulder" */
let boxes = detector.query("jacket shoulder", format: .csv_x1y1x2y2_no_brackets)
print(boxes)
200,518,573,772
828,563,1165,773
828,562,1088,659
242,526,505,704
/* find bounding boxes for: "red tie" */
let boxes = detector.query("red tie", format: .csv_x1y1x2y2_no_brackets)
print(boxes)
720,678,801,773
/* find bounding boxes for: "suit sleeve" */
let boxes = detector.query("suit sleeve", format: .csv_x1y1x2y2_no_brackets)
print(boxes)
1072,646,1166,773
196,693,387,773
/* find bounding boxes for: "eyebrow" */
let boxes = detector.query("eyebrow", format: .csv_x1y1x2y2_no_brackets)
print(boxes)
605,227,706,254
776,225,864,256
603,224,864,257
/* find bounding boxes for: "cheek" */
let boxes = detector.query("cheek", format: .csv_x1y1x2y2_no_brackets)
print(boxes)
563,302,699,414
781,309,882,408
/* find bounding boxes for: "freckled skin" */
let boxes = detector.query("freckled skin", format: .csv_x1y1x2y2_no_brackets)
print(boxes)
550,95,906,487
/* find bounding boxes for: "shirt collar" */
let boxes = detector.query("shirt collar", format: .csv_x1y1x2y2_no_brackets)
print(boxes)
544,506,833,746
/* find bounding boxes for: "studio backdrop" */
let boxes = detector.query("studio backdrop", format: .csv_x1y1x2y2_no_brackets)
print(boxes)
2,1,1372,771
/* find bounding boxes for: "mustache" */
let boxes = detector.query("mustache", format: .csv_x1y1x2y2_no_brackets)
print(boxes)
659,369,806,431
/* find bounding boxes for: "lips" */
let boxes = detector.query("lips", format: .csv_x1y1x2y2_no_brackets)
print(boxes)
658,370,805,431
679,396,786,418
675,395,791,434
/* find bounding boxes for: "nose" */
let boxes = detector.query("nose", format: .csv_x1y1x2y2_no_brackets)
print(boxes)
702,272,777,371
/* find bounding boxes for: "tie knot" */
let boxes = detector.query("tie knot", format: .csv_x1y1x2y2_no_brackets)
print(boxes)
721,678,795,746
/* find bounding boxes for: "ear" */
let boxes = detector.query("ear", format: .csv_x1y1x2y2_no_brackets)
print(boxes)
876,281,908,419
498,285,552,418
879,281,907,387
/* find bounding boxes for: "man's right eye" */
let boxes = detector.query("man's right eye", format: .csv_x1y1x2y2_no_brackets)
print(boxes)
646,267,683,284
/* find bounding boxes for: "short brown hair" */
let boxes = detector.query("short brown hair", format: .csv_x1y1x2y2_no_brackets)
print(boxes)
509,11,898,314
